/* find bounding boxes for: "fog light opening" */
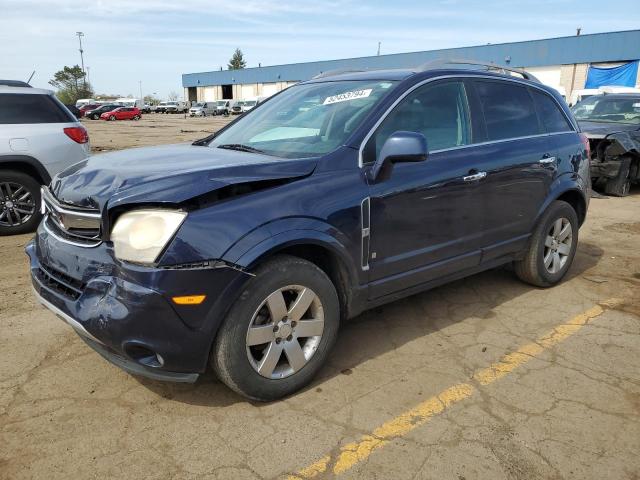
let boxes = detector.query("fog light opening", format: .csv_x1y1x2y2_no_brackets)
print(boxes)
125,344,164,368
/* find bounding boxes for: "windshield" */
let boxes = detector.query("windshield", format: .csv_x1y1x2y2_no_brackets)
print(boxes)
245,101,257,106
209,80,398,158
167,102,178,106
572,96,640,124
193,103,205,107
216,101,227,106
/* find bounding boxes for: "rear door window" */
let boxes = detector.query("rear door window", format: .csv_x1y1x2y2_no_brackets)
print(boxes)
530,89,574,133
474,80,540,141
0,94,75,124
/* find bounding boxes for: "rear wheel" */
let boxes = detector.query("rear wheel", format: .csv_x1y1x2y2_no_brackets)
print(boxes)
604,157,632,197
0,171,42,236
133,115,140,120
109,115,116,121
212,255,340,401
514,200,578,287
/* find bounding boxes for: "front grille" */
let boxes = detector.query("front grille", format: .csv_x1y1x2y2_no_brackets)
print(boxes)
42,188,102,247
36,263,86,300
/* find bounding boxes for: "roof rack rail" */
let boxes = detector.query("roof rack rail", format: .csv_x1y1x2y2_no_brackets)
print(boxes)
312,69,368,79
417,59,540,83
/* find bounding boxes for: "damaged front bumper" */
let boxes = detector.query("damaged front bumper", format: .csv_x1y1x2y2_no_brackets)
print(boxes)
26,223,252,383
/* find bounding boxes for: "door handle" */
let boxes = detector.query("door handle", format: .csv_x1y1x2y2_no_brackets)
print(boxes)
463,171,487,182
539,156,556,164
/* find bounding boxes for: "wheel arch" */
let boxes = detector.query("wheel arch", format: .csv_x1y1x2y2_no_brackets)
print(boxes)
0,155,51,185
236,231,361,320
555,189,587,226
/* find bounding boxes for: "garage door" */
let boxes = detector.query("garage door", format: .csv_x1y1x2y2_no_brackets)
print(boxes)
203,87,216,102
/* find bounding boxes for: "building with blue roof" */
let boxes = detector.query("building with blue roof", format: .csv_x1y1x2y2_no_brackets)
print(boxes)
182,29,640,104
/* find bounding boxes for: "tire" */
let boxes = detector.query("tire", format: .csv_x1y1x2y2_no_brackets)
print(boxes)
91,114,99,120
0,170,42,236
604,157,632,197
514,200,579,287
133,115,140,120
212,255,340,401
109,115,116,121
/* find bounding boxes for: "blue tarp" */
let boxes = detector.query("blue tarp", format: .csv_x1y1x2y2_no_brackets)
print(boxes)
585,61,639,88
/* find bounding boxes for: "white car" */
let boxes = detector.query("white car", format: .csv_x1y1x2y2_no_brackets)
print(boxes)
0,86,90,235
189,102,216,117
164,101,188,114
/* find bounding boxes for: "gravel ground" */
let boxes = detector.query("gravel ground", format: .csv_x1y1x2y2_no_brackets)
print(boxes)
1,115,639,479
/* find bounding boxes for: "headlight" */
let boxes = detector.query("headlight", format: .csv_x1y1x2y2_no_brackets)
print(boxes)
111,209,187,264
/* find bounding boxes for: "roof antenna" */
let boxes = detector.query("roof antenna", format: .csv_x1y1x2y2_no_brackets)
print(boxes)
26,70,35,85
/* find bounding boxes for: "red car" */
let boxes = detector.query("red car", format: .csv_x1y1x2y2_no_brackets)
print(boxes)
100,107,142,121
79,103,100,117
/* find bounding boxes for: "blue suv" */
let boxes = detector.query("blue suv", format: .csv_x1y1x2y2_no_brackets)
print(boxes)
27,62,590,400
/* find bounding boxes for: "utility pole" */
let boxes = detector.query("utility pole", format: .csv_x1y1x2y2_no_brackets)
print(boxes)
76,32,86,87
377,41,381,56
139,80,143,100
568,27,582,105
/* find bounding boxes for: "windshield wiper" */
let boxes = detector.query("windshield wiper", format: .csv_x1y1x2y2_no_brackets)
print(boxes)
217,143,265,154
192,132,216,146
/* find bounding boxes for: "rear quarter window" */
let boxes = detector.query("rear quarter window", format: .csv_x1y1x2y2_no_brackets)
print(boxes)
0,94,75,124
474,80,540,141
530,89,574,133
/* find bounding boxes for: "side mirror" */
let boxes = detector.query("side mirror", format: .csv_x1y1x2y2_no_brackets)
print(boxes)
367,131,428,183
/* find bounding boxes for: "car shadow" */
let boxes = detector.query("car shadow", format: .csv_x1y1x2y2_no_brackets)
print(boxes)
135,240,604,407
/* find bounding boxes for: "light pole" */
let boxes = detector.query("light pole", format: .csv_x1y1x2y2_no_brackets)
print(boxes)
76,32,86,85
139,80,143,100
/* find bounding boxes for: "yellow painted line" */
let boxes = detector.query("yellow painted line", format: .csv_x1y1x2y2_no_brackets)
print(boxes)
287,298,622,479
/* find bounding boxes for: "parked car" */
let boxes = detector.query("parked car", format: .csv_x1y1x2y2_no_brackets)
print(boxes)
231,101,245,115
1,86,89,235
214,100,231,115
240,99,259,113
28,63,590,400
165,101,188,114
78,103,101,117
116,98,144,109
572,93,640,196
189,102,216,117
155,102,168,113
142,104,151,114
100,107,142,121
84,104,122,120
64,104,82,120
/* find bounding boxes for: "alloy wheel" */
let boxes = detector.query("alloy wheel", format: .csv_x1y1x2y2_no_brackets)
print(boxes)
246,285,325,379
0,182,36,227
544,217,573,274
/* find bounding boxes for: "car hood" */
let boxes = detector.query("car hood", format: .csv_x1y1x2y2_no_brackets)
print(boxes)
51,143,317,211
578,121,640,138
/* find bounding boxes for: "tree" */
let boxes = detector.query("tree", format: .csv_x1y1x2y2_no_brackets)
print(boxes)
48,65,94,104
228,48,247,70
143,94,158,105
167,91,179,101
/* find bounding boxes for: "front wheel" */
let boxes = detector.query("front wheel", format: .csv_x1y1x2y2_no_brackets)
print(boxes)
109,115,116,121
212,255,340,401
0,171,42,236
132,115,140,120
514,200,579,287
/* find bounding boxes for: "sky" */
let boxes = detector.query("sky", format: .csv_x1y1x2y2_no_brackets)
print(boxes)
1,0,639,99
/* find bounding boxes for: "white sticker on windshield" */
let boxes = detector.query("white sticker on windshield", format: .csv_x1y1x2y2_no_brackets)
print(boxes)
323,89,372,105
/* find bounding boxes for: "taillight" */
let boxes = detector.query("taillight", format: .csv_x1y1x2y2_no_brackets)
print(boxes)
64,126,89,144
579,133,591,159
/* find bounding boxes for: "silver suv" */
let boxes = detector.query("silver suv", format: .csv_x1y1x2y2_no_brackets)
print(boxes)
0,86,90,235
